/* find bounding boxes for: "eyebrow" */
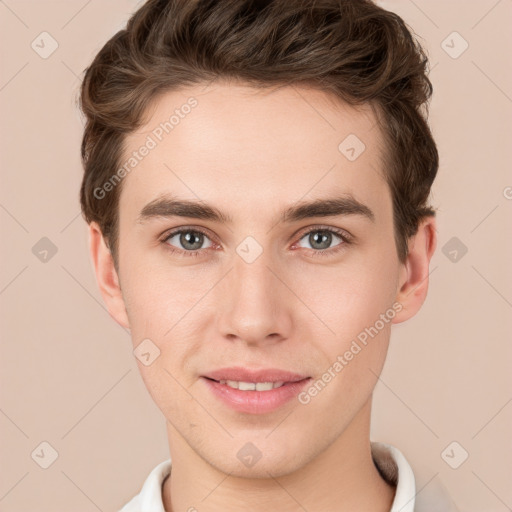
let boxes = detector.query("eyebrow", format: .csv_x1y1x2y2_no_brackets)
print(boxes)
136,193,375,225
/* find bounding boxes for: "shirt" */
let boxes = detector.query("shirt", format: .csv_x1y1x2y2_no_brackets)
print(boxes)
119,442,459,511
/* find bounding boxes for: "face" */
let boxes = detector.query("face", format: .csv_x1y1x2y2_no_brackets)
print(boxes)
101,82,421,477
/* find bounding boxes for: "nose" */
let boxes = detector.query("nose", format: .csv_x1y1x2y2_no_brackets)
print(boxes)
217,249,292,347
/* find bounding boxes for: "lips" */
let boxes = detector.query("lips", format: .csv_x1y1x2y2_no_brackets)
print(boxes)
203,367,309,384
201,366,311,414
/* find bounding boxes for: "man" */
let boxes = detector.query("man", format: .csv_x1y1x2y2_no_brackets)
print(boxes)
79,0,458,510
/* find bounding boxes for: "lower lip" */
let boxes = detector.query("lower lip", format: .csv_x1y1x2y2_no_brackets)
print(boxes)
202,377,311,414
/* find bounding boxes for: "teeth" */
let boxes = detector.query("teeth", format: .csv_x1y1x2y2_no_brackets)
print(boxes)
218,380,285,391
239,381,256,391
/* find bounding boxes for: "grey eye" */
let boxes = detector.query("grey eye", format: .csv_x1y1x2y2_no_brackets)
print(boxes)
165,230,213,251
298,230,343,250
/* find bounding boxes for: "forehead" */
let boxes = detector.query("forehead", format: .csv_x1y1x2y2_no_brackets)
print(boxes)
119,81,389,225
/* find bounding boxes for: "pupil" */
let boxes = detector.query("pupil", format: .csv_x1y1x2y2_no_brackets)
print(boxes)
311,231,331,250
181,231,202,250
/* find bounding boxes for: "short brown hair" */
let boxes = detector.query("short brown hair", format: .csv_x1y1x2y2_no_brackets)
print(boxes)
79,0,438,268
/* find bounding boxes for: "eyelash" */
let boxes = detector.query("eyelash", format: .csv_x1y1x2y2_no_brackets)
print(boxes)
160,226,353,259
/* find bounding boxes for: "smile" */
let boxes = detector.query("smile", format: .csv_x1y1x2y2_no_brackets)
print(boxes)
217,380,285,391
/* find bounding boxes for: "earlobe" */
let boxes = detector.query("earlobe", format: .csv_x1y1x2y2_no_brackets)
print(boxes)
88,222,130,330
392,216,437,324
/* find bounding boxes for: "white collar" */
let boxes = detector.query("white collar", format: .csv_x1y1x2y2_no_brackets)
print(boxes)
120,441,452,512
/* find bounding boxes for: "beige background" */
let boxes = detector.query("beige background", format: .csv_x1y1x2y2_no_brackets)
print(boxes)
1,0,511,510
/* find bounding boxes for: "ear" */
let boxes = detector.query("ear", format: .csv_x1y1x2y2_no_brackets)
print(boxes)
88,221,130,330
392,216,437,324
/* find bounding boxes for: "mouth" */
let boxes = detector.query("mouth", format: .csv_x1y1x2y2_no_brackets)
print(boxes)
201,367,311,414
203,366,310,384
205,378,287,391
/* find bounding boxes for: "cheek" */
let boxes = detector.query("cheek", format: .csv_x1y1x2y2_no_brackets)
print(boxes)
290,256,399,347
121,254,206,336
121,261,211,383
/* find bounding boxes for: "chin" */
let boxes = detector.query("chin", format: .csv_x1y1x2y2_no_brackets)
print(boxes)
203,437,314,479
223,456,305,480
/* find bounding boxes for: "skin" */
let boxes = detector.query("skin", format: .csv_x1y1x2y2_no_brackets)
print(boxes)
88,82,437,512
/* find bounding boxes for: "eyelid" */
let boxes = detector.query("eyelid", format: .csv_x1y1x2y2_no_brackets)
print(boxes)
294,224,353,242
160,225,215,243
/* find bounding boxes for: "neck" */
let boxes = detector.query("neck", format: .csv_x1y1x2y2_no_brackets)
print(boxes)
162,397,395,512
